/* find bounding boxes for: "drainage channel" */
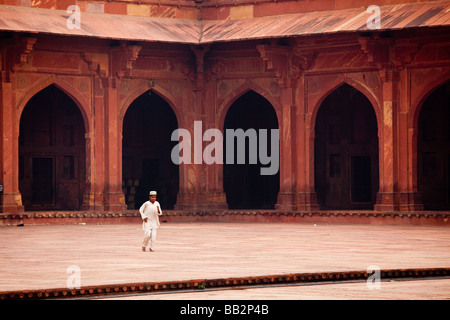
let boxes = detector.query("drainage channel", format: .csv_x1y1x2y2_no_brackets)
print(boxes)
87,276,450,300
1,267,449,300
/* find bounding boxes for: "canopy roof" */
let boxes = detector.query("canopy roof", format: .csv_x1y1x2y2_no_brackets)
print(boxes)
0,1,449,44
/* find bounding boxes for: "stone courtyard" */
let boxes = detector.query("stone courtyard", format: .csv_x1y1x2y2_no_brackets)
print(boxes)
0,221,449,299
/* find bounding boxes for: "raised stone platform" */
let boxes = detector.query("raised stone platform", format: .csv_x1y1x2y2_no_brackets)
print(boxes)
1,209,449,226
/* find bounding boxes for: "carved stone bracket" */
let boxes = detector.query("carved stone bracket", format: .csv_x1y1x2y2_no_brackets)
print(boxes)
15,37,37,68
190,44,210,90
290,50,318,77
2,36,37,81
111,42,142,78
257,43,317,87
206,57,225,81
359,35,422,76
257,43,286,79
81,52,108,77
392,42,422,70
358,36,393,69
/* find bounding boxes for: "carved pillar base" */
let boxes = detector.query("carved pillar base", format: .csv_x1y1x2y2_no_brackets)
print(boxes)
374,192,400,211
295,192,320,211
81,191,127,212
275,192,320,211
0,193,24,213
398,192,424,211
275,193,295,211
103,192,127,212
174,191,228,210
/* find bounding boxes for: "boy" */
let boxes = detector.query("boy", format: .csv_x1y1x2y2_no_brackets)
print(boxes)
139,191,162,252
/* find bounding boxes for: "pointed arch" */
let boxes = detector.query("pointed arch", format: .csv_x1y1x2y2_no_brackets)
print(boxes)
313,83,379,209
411,74,450,130
120,84,181,128
415,79,450,210
121,87,179,209
19,84,87,210
17,76,91,134
309,78,381,134
408,75,450,206
222,89,280,209
218,81,281,133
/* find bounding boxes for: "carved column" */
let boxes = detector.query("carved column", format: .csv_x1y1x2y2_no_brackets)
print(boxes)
80,130,100,211
175,45,227,210
204,56,228,209
292,51,320,211
102,77,127,211
359,36,423,211
0,37,36,213
395,42,423,211
360,37,423,211
375,67,400,211
258,44,294,210
258,43,319,211
296,71,320,211
0,77,24,212
275,83,296,210
360,37,399,210
175,46,205,210
103,44,141,211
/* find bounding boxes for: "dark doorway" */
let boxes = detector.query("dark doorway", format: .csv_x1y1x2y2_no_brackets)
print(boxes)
223,91,279,209
314,84,379,210
418,81,450,210
32,157,54,206
350,155,372,203
122,90,179,209
19,85,86,211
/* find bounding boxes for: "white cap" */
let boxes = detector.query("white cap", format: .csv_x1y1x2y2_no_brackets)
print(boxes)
149,191,157,196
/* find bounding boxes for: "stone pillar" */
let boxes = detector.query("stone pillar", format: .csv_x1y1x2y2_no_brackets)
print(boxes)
174,48,204,210
0,78,24,212
81,76,126,212
360,37,424,211
401,123,423,211
174,106,217,210
80,131,103,211
84,76,107,211
275,84,296,210
174,46,227,211
203,78,227,209
102,77,126,211
375,68,400,211
174,85,227,210
397,68,424,211
294,73,319,211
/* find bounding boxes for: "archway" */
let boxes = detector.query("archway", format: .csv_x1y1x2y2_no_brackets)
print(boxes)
19,85,86,210
223,90,279,209
314,84,379,210
122,90,179,209
417,81,450,210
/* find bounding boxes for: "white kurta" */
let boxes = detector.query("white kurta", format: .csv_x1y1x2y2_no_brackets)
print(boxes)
139,200,162,249
139,200,162,229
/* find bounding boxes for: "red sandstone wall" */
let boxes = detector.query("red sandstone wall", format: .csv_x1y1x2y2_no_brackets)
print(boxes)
1,28,449,213
1,1,450,213
0,0,199,19
0,0,442,20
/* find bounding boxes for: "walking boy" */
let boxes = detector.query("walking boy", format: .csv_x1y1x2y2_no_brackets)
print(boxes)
139,191,162,252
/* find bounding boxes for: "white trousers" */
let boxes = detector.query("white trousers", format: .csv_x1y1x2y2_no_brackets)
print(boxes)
142,226,157,249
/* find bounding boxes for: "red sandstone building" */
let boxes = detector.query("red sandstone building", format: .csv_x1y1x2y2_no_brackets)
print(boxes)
0,0,449,217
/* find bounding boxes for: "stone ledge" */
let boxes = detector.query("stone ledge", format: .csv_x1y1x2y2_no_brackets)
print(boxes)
0,210,449,226
1,267,448,300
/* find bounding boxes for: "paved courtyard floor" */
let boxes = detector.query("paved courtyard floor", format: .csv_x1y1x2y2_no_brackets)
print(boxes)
0,221,449,299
